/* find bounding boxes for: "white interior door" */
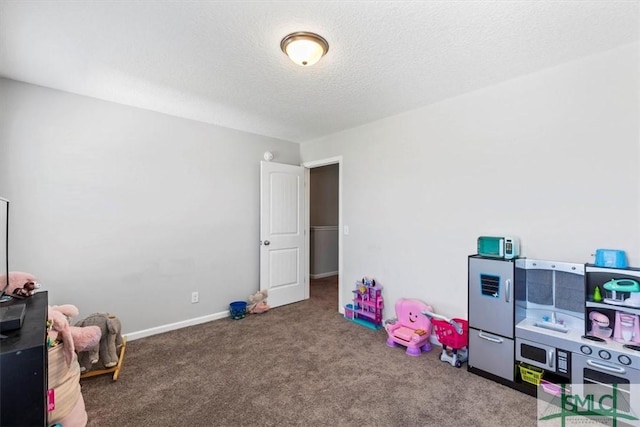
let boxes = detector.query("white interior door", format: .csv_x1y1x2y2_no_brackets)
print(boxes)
260,161,306,308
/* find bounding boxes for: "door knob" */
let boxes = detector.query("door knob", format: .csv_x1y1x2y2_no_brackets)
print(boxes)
264,240,270,246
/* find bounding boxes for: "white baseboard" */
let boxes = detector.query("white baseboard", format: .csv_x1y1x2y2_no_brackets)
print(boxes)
124,310,230,342
310,271,338,279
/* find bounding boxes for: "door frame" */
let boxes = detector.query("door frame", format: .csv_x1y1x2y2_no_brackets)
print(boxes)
302,156,343,313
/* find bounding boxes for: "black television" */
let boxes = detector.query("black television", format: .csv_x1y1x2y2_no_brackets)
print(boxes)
0,196,47,424
0,197,8,300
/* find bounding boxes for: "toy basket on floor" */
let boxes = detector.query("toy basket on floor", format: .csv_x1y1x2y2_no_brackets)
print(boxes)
518,363,544,386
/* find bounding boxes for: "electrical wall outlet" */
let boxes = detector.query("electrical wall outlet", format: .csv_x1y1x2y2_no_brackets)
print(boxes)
191,291,199,303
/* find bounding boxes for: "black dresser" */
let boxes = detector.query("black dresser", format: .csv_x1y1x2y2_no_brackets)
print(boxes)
0,291,48,426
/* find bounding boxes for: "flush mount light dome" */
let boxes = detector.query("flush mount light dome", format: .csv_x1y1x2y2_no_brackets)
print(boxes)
280,31,329,66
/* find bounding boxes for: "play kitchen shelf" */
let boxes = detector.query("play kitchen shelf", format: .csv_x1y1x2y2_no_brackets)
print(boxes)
577,265,640,415
584,264,640,347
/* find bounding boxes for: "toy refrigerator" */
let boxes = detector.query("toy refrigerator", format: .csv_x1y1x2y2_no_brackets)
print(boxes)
467,255,518,381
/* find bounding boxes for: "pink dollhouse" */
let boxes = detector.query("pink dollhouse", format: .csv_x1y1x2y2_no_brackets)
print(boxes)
345,277,384,329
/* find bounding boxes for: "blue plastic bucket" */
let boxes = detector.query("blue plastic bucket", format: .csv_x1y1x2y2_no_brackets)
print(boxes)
344,303,354,319
229,301,247,320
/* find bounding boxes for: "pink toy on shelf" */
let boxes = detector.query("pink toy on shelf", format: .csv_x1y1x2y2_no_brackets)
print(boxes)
613,311,640,344
385,298,433,356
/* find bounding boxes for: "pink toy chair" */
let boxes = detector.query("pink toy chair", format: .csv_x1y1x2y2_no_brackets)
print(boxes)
385,298,433,356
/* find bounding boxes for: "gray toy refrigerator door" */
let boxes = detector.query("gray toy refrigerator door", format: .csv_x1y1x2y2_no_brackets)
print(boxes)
468,256,515,339
468,327,515,381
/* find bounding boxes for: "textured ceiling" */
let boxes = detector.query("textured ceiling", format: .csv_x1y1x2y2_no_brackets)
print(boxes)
0,1,638,143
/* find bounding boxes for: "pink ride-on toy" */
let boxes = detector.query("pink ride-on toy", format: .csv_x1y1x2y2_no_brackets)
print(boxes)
385,298,433,356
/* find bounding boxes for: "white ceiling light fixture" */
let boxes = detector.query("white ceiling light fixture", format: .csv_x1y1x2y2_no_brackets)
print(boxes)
280,31,329,67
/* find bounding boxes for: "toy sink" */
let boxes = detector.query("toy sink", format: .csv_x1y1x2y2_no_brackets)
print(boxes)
533,321,569,333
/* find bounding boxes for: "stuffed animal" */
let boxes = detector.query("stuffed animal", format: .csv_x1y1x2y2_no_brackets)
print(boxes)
0,271,40,297
77,351,96,374
47,305,101,370
48,306,75,366
50,305,102,353
47,305,102,367
75,313,123,372
247,290,270,314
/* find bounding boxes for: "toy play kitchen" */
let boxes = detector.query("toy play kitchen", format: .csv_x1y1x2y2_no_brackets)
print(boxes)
467,254,640,417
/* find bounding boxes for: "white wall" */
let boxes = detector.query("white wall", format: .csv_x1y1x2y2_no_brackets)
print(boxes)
1,42,637,334
0,78,300,335
301,43,639,319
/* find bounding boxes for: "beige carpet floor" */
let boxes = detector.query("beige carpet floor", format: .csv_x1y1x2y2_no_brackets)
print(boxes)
80,276,538,426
